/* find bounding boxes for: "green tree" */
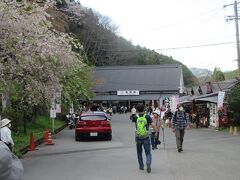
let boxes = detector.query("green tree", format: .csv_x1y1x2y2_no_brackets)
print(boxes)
226,83,240,126
224,70,238,80
212,67,225,81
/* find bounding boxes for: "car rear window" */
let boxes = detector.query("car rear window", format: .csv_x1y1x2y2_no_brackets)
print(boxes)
81,115,107,120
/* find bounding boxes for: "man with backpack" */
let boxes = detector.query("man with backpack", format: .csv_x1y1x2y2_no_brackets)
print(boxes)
172,104,189,152
132,103,152,173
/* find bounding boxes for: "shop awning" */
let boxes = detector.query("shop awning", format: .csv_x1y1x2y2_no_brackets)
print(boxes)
179,95,197,103
180,100,192,104
91,94,162,101
195,96,218,103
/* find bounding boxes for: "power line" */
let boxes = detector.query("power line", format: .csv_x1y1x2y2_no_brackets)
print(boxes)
101,41,236,52
154,41,235,51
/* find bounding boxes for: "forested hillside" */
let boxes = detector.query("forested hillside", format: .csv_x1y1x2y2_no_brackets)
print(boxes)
56,0,197,86
190,68,212,78
224,70,239,80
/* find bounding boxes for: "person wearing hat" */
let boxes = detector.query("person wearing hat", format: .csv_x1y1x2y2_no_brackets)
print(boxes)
0,141,23,180
151,109,161,150
1,118,14,151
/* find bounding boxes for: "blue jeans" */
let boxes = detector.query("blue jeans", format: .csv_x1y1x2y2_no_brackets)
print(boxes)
136,137,152,169
151,132,160,148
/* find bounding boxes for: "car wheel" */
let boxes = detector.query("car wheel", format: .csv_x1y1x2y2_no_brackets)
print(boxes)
75,135,81,141
106,134,112,141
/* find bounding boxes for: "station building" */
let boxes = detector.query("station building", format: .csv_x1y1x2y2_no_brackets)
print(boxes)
91,64,184,110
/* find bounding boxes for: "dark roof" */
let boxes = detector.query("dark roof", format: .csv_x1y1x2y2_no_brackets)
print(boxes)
185,79,239,95
92,64,182,92
180,93,219,104
211,79,238,92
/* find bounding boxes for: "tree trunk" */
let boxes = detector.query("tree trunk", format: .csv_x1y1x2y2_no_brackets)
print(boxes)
32,105,37,123
2,82,12,112
23,110,27,135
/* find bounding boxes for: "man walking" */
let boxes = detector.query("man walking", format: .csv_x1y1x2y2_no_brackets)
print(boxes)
132,103,152,173
172,104,189,152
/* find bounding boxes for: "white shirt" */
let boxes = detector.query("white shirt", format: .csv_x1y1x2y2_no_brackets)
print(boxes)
131,108,136,114
0,127,14,145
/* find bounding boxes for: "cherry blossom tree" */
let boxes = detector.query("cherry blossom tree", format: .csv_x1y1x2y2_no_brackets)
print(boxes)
0,0,92,133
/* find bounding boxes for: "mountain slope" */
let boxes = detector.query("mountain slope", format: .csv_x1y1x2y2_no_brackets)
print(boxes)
190,67,212,78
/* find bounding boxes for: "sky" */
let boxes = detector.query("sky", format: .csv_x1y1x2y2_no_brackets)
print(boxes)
79,0,239,72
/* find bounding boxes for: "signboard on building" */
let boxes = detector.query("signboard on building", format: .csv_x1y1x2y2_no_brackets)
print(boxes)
217,91,225,108
170,95,179,112
117,90,139,96
209,103,218,127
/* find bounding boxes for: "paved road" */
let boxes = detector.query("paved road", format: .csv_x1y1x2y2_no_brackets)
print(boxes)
22,113,240,180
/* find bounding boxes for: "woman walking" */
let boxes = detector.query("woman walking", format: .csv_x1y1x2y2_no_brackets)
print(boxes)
0,118,14,151
151,110,161,150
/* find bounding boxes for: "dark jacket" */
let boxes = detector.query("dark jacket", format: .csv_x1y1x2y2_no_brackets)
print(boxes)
172,110,189,129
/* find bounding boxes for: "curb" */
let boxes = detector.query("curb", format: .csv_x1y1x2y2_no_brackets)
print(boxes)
20,124,68,155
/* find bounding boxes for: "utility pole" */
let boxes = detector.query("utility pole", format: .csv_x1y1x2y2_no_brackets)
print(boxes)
224,1,240,74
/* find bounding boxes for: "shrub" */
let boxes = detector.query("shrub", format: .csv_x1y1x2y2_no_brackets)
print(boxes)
226,83,240,126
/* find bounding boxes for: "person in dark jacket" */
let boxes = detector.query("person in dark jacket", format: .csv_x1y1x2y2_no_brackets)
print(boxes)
172,104,189,152
195,111,200,128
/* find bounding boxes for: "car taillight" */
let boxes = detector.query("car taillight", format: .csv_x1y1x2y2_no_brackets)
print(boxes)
101,121,110,127
77,120,86,127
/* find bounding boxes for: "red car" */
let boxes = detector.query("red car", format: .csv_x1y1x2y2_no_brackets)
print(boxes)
75,111,112,141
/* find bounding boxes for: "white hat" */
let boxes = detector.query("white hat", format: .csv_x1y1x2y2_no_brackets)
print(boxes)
0,142,23,180
152,110,160,116
1,118,11,128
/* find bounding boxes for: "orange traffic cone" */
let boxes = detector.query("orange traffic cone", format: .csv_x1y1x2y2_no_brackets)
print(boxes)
28,133,37,151
44,128,49,143
45,129,54,145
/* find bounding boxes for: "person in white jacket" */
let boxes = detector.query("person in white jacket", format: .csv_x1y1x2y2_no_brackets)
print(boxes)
1,118,14,151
